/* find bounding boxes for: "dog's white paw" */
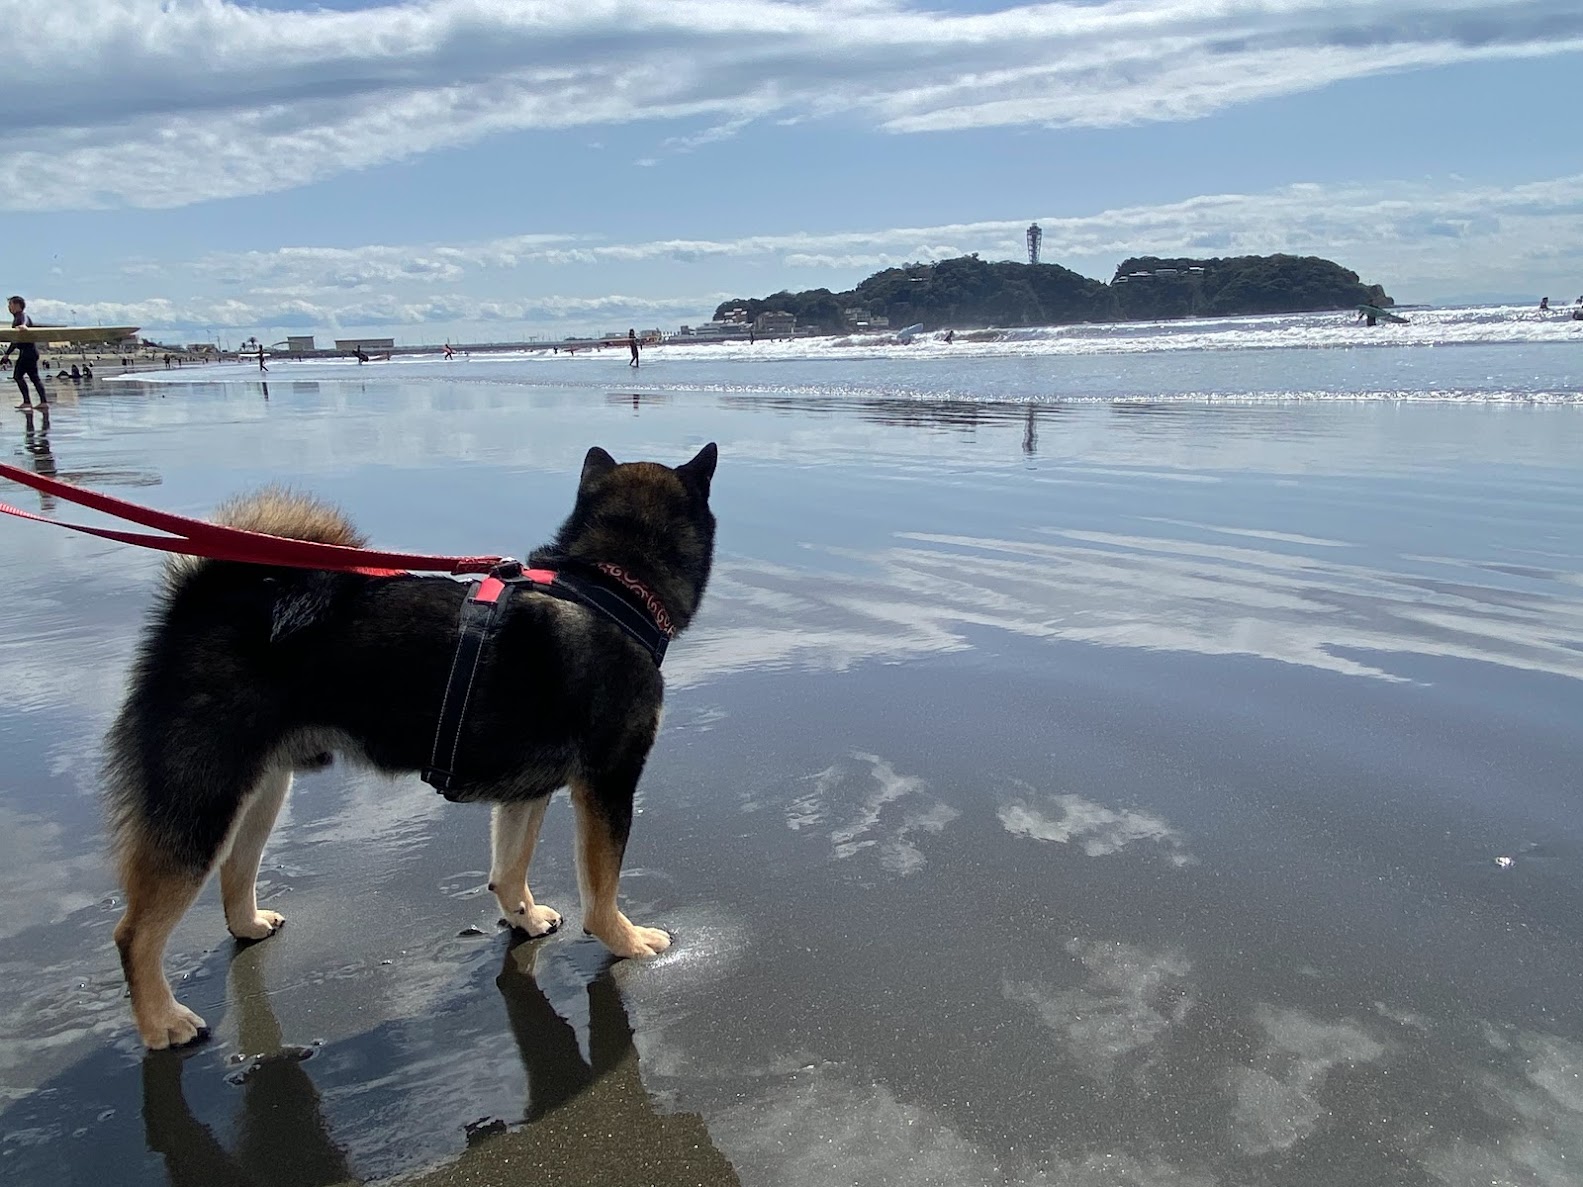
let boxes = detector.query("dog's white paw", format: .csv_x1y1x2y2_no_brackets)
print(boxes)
622,925,672,958
139,1001,209,1050
589,915,671,959
228,910,284,941
504,903,561,937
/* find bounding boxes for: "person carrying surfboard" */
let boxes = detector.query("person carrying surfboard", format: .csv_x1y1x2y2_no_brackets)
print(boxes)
2,295,48,410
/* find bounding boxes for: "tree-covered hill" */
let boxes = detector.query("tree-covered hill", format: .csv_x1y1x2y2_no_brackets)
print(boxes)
714,252,1391,333
1111,254,1393,320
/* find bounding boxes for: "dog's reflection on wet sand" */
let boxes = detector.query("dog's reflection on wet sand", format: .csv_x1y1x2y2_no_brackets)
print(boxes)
141,935,739,1187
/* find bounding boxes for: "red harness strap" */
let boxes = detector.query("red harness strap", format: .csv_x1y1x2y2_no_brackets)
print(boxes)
0,462,504,575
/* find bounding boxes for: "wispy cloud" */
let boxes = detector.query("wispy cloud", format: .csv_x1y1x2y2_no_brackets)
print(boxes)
17,291,723,335
26,169,1583,335
5,0,1578,209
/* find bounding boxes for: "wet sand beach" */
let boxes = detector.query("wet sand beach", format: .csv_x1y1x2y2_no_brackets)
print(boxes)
3,350,1583,1185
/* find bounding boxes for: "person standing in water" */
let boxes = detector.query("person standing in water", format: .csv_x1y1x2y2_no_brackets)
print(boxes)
627,328,640,368
257,345,268,372
2,295,48,410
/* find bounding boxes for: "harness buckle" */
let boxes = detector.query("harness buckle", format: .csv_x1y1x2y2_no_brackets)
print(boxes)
490,558,524,579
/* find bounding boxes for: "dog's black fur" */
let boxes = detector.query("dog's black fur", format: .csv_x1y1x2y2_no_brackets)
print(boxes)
105,444,717,1048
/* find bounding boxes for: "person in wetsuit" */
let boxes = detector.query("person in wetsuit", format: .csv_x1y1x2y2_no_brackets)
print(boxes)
2,295,47,410
627,328,640,368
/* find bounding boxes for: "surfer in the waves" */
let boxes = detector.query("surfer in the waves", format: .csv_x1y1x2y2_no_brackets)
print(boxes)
2,295,48,410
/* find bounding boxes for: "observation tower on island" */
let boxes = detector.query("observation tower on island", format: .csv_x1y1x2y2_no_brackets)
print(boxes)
1027,223,1042,266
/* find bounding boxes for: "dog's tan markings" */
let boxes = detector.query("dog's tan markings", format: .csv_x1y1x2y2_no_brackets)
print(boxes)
220,766,291,941
113,859,210,1049
572,780,670,958
490,798,561,937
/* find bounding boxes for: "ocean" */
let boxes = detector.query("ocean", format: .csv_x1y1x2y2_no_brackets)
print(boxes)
1,303,1581,1186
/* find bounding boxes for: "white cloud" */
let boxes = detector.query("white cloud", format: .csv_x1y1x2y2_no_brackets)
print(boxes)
1227,1007,1386,1156
19,168,1583,339
1005,938,1195,1087
788,752,960,875
671,518,1583,695
4,0,1578,209
1425,1028,1583,1186
998,790,1196,866
711,1064,1218,1187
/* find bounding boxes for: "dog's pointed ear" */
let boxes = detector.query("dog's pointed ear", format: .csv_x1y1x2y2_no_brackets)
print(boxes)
580,446,618,492
678,442,717,497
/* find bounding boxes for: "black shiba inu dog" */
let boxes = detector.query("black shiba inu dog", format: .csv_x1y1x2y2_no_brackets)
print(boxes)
104,444,717,1049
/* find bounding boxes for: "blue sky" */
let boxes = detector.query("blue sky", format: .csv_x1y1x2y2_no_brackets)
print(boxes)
6,0,1581,344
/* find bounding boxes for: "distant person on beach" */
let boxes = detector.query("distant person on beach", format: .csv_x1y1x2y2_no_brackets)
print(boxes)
257,346,268,372
627,328,640,368
1539,297,1550,312
443,344,454,360
355,347,369,364
944,329,954,344
3,295,48,410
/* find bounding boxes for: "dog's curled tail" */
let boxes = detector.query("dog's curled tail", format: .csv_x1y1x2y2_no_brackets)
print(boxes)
164,486,366,588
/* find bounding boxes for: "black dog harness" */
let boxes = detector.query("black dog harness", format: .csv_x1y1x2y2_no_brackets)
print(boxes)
422,560,674,796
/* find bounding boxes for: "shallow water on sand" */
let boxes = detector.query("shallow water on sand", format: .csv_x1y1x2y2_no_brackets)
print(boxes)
3,371,1583,1186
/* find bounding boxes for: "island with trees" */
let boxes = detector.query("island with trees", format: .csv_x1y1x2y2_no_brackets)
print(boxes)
712,253,1393,335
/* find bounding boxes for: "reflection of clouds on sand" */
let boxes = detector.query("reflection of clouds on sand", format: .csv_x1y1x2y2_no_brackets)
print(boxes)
673,523,1583,688
0,805,101,941
787,753,959,875
999,788,1195,867
0,567,147,719
665,558,969,689
712,1065,1215,1187
1005,938,1193,1089
1424,1028,1583,1187
713,1068,991,1187
288,765,446,850
1227,1006,1385,1156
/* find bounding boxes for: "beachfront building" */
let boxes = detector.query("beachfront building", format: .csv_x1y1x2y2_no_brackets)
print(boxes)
753,311,796,335
842,308,890,331
287,336,316,352
334,337,395,351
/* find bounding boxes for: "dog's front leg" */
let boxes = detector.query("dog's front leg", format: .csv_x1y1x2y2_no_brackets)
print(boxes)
489,797,560,936
220,767,292,941
571,776,670,958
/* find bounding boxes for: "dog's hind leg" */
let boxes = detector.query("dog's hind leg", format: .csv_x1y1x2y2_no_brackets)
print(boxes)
571,776,670,958
114,857,210,1050
219,765,292,941
489,797,560,937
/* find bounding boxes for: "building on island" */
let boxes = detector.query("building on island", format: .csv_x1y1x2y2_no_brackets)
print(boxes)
753,311,795,336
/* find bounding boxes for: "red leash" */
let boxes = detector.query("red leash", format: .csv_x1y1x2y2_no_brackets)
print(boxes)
0,462,506,576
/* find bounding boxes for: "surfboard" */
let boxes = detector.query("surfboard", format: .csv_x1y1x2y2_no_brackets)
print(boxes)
894,323,926,343
0,325,139,344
